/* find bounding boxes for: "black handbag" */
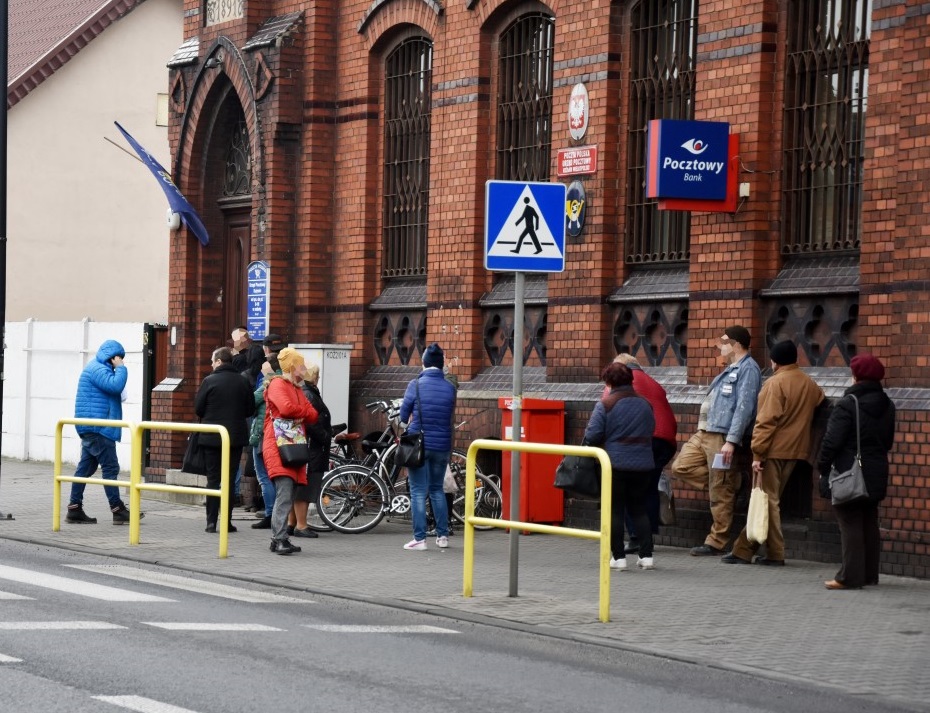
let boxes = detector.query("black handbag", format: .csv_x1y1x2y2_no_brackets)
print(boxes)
273,417,311,467
395,378,425,469
182,431,208,475
554,446,601,498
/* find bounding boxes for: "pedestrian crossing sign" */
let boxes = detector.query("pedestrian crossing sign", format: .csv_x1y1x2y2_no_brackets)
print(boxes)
485,180,566,272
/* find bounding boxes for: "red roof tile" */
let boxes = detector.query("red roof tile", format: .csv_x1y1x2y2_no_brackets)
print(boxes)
8,0,143,108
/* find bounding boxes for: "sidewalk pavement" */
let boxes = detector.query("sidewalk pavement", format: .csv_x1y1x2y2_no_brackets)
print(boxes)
0,457,927,710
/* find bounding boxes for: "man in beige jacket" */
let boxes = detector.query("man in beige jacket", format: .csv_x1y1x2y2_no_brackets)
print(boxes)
722,340,825,566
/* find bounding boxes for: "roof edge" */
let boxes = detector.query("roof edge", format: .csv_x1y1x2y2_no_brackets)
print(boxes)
7,0,143,109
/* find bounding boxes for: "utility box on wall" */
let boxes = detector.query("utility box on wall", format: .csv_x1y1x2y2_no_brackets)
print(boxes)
499,397,565,525
290,344,352,428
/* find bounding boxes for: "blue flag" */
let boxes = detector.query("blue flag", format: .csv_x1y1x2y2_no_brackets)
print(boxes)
114,121,209,246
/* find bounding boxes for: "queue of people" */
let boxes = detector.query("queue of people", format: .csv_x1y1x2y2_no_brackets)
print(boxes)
68,323,896,583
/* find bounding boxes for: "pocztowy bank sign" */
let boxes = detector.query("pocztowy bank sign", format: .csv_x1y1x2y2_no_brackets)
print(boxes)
646,120,730,201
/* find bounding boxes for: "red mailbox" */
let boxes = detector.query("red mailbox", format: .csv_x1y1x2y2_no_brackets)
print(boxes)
499,397,565,525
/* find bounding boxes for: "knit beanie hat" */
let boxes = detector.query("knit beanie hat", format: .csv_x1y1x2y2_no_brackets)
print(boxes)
770,340,798,366
423,343,444,369
724,325,751,349
276,347,305,375
850,353,885,382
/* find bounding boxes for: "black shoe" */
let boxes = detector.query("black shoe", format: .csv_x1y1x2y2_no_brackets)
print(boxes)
111,506,144,525
271,539,300,555
286,525,295,536
690,544,724,556
251,517,272,529
721,553,752,564
292,528,318,538
66,507,97,524
624,538,640,555
754,557,785,567
205,524,217,533
228,524,238,533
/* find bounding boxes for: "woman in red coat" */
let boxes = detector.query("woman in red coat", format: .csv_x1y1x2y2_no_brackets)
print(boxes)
262,348,318,555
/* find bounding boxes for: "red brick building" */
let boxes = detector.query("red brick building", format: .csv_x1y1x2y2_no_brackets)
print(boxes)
153,0,930,578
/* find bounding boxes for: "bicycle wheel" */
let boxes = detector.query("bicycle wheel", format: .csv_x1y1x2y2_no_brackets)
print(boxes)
448,450,502,529
317,465,389,534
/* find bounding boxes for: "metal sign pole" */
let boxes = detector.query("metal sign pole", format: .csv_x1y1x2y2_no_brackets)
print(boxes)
0,0,13,521
508,271,524,596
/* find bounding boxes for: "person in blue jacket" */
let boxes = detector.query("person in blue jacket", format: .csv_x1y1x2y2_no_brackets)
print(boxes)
66,339,135,525
399,343,456,551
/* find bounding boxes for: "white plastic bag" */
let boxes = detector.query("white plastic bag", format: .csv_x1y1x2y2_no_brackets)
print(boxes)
443,466,458,494
746,487,769,544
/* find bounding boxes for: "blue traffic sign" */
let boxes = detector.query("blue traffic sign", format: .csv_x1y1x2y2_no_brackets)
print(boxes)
246,260,270,340
485,180,566,272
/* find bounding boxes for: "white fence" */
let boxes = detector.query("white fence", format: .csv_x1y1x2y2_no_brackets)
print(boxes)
2,320,145,466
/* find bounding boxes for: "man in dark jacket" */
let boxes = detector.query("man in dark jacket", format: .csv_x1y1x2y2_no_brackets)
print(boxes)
66,339,135,525
195,346,255,532
230,326,265,386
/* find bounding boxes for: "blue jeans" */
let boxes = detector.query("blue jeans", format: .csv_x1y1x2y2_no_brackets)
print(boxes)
253,446,275,517
69,433,123,510
407,449,450,541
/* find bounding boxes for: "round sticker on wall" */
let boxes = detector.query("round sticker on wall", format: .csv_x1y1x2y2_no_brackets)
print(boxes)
566,180,586,238
568,83,589,141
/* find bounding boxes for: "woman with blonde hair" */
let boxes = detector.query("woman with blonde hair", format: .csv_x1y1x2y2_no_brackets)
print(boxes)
262,348,318,555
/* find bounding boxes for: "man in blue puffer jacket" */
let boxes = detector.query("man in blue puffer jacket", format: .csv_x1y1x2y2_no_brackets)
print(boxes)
399,343,456,551
66,339,136,525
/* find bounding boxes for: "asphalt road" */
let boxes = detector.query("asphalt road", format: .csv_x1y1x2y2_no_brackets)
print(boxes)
0,541,920,713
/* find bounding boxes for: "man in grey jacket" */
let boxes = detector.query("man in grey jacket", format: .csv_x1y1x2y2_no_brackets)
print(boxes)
670,325,761,555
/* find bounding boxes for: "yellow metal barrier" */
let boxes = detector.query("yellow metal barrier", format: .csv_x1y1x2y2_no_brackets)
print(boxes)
53,418,232,558
462,438,614,623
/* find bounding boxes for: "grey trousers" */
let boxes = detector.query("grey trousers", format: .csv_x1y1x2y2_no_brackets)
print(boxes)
271,477,296,542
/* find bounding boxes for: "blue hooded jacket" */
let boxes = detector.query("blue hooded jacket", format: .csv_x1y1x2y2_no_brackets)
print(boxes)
400,368,457,453
74,339,128,442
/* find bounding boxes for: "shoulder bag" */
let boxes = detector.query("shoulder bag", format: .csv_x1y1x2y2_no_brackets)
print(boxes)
395,378,425,469
554,439,601,498
273,416,310,467
828,394,869,506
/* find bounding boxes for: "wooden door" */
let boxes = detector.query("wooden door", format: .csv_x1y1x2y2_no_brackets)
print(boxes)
222,211,251,333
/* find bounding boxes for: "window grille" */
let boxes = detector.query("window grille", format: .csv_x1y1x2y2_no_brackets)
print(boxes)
783,0,870,254
625,0,697,264
382,38,433,278
497,13,554,181
223,120,251,197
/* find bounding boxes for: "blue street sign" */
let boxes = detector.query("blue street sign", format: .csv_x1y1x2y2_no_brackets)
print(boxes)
246,260,270,340
485,180,566,272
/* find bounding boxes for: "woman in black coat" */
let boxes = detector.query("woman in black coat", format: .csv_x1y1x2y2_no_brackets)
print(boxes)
817,353,895,590
289,363,331,538
194,347,256,532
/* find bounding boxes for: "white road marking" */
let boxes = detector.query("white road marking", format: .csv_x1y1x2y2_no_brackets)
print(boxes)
0,590,32,600
0,621,126,630
0,564,173,602
142,623,283,631
94,695,202,713
304,624,459,634
68,565,310,604
0,653,23,663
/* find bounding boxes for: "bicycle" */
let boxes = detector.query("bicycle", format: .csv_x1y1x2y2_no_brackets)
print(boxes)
317,446,502,534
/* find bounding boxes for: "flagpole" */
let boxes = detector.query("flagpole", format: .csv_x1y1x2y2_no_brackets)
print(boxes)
0,0,14,521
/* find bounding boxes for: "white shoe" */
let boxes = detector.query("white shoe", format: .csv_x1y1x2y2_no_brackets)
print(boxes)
609,557,628,571
403,539,427,551
637,556,655,570
436,536,449,549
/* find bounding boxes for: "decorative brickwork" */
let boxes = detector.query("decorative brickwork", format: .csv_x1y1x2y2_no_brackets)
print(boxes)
160,0,930,578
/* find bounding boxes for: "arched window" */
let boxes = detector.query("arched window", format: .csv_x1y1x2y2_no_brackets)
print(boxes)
382,37,433,277
782,0,871,253
497,13,554,181
625,0,697,264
